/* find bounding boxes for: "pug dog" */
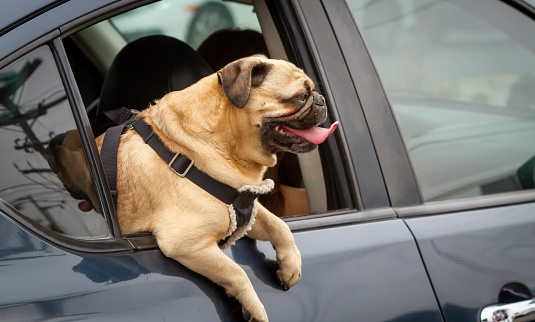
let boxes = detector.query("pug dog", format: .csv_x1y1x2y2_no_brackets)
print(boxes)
47,55,337,321
46,129,103,214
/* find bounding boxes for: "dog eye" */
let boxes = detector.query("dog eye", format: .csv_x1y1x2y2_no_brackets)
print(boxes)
295,93,309,103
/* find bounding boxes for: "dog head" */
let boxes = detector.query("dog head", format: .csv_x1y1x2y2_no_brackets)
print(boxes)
46,130,101,214
217,55,337,155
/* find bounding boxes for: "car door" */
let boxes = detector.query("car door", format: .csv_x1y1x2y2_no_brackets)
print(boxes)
259,1,443,320
1,0,444,321
338,0,535,321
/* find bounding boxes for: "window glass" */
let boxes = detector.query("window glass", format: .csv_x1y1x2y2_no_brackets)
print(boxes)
348,0,535,201
0,46,108,238
111,0,261,49
65,0,348,220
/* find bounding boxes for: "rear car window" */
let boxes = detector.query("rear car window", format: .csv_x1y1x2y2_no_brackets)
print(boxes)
110,0,261,49
0,46,108,238
349,0,535,202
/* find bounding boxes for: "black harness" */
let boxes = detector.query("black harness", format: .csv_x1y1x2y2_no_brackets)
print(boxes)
99,108,271,247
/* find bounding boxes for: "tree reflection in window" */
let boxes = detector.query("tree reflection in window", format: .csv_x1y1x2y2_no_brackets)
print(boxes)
0,46,108,238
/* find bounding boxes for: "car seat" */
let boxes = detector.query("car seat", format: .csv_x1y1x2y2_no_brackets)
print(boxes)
93,35,213,136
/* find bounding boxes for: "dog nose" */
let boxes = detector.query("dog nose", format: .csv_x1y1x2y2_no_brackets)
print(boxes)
313,92,325,106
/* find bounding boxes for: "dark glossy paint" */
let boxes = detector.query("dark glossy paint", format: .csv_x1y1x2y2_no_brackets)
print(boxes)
0,208,442,321
0,211,243,321
405,202,535,321
0,0,62,35
0,0,115,65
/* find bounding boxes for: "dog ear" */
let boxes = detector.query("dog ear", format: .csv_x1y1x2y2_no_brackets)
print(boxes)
217,57,270,108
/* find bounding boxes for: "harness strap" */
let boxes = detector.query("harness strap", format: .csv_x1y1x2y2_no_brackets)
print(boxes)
98,109,273,247
99,107,138,207
132,118,240,205
100,124,125,207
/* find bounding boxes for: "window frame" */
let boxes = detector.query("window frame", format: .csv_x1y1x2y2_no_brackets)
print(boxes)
0,33,136,252
0,0,403,248
320,0,422,209
51,37,121,237
64,0,388,229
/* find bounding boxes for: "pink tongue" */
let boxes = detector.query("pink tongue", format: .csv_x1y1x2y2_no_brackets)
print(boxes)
78,200,94,212
281,121,338,144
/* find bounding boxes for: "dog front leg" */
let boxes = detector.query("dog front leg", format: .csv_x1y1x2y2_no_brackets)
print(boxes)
247,203,302,290
158,240,268,322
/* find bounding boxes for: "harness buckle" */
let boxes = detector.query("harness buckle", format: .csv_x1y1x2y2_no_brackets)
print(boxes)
169,153,194,177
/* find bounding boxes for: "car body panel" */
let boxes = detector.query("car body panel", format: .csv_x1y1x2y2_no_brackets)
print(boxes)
405,202,535,321
0,208,442,321
0,0,115,65
0,210,239,321
0,0,62,34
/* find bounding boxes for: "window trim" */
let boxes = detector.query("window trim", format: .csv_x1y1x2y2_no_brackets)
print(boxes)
50,37,122,239
322,0,422,209
0,30,60,70
286,207,396,231
0,200,133,254
0,31,136,253
59,0,153,38
501,0,535,21
0,34,133,252
271,0,388,211
396,189,535,218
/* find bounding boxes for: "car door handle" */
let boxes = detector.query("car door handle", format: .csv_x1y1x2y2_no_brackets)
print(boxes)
480,299,535,322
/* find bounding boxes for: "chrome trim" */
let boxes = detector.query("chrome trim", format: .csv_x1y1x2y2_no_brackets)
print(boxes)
481,299,535,322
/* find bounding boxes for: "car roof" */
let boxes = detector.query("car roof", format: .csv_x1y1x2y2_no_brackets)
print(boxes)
0,0,63,34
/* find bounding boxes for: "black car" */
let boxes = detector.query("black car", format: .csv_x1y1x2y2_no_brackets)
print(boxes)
1,0,535,321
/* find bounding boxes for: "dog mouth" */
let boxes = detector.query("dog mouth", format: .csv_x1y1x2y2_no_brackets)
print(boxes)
64,186,94,212
262,91,338,153
262,115,338,153
77,200,94,212
272,123,338,145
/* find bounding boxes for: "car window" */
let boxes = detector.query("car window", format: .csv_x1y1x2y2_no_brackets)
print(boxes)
110,0,261,49
348,0,535,202
0,46,109,238
63,0,350,220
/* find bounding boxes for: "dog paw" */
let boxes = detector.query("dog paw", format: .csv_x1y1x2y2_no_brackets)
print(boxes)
242,306,268,322
276,246,302,290
276,266,301,291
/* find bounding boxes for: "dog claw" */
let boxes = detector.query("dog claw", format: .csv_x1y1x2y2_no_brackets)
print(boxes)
276,271,290,291
242,308,268,322
242,308,251,321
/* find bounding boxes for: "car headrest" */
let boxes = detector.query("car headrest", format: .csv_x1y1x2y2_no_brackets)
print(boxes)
94,35,213,134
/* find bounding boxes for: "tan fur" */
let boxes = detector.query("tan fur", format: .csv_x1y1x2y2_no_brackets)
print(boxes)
48,56,333,321
46,129,102,214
